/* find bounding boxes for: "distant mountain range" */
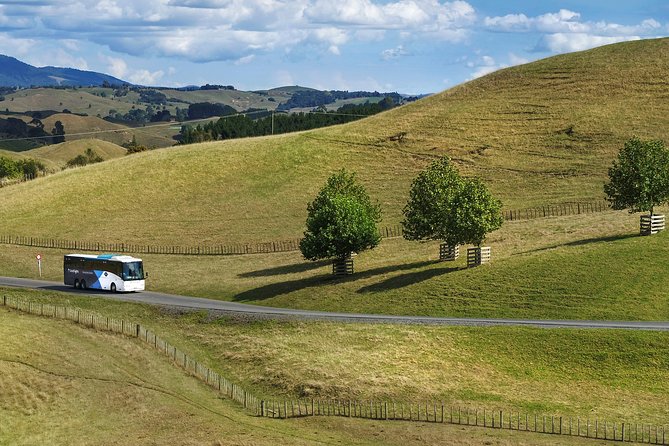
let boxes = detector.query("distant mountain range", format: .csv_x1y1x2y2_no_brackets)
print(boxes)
0,55,127,87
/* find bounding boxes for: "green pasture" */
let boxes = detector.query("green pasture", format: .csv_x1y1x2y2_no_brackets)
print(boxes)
1,40,667,247
2,210,666,321
3,289,669,431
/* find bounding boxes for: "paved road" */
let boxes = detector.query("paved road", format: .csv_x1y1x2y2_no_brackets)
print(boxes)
2,276,669,330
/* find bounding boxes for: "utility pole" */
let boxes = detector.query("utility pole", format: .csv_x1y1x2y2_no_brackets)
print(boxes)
271,111,274,135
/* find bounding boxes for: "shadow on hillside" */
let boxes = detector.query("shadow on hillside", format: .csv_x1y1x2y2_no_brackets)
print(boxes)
233,259,445,302
519,233,638,255
238,260,330,278
356,266,457,294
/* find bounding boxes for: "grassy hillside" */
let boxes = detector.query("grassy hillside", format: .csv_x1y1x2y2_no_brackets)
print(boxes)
0,39,667,246
0,138,126,172
27,138,126,165
1,303,608,445
3,88,136,117
39,113,131,144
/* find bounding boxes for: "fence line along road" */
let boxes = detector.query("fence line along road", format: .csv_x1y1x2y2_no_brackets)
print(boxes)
2,294,668,445
0,200,611,257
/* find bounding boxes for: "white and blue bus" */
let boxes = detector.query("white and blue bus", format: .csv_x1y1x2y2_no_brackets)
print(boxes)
64,254,146,292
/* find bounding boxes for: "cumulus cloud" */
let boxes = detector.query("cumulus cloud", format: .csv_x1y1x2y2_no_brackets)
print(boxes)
484,8,666,54
381,44,409,60
128,69,165,85
0,34,37,56
535,33,641,53
305,0,475,35
485,9,663,37
101,55,129,78
99,53,166,84
467,52,530,80
484,9,588,33
0,0,477,63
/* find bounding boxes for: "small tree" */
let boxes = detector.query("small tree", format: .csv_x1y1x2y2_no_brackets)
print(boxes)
51,120,65,144
403,156,503,259
448,177,503,247
300,170,381,274
604,137,669,216
402,157,465,249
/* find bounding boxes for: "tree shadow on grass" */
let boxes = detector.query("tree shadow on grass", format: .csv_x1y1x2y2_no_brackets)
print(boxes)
518,233,638,255
238,259,330,278
356,266,458,294
233,259,448,303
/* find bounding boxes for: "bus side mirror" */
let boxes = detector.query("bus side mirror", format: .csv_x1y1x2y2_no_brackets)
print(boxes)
145,272,149,279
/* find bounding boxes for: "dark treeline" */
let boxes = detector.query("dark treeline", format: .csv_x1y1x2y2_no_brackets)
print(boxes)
277,90,402,111
178,97,397,144
186,102,237,119
0,117,65,145
105,101,235,125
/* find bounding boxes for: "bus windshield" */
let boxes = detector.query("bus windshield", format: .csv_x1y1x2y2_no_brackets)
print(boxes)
122,262,144,281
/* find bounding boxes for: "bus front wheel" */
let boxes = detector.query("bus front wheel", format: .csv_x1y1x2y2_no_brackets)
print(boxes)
110,283,116,293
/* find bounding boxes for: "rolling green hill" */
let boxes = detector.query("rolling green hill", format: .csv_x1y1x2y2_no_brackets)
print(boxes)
27,138,127,166
0,138,126,172
0,38,667,247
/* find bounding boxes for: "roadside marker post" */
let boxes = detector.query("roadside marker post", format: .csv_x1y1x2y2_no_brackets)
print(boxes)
36,254,42,278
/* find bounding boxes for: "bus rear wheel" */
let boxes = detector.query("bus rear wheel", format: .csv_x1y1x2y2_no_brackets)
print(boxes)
80,280,86,289
74,279,79,289
110,283,116,293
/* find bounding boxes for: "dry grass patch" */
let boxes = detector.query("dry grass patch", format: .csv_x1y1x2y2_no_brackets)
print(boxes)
0,307,613,446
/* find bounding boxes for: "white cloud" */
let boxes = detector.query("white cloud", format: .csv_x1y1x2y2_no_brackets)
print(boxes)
50,49,89,70
484,9,666,54
0,0,478,63
467,52,531,80
469,65,497,79
312,27,349,46
485,9,589,34
0,34,37,56
128,69,165,85
508,52,529,66
99,53,167,84
304,0,476,41
381,44,409,60
234,55,255,65
101,55,129,78
535,33,641,53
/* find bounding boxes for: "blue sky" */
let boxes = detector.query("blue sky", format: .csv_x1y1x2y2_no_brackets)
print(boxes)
0,0,667,94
